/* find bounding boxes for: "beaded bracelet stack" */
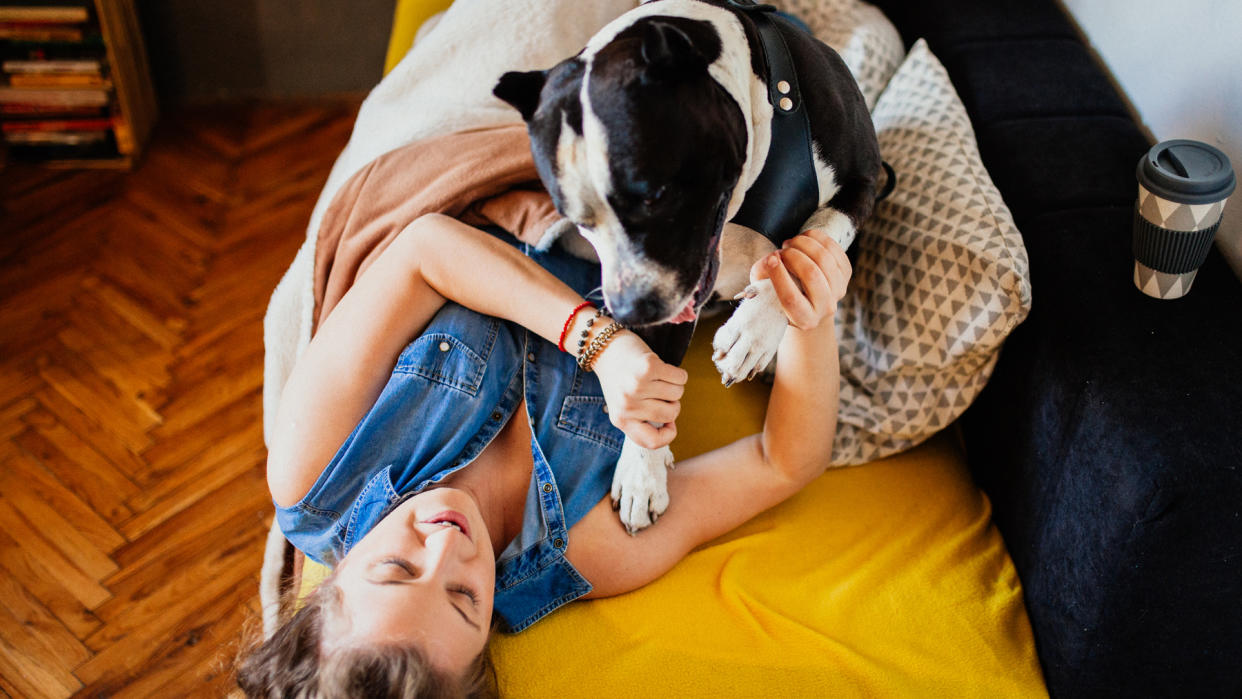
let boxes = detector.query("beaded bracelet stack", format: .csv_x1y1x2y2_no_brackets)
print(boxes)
573,306,604,357
578,321,622,372
557,302,623,372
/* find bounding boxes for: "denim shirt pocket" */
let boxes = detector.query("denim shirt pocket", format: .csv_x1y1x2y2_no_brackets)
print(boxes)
556,395,624,453
343,465,399,553
394,314,497,396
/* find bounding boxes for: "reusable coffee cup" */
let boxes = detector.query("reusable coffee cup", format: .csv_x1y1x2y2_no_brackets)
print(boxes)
1133,139,1235,299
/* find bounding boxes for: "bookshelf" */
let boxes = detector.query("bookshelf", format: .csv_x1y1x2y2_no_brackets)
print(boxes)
1,0,157,169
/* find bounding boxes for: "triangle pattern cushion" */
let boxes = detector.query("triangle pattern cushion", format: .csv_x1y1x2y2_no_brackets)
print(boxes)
831,39,1032,464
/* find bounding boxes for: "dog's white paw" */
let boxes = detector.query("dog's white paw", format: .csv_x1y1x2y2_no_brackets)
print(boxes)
610,440,674,535
712,278,787,386
803,207,857,250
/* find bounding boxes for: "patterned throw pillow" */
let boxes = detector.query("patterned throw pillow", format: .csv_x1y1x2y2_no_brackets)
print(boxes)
771,0,905,109
831,39,1032,464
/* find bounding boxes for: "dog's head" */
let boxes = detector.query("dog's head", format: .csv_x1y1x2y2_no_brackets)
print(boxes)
495,16,747,326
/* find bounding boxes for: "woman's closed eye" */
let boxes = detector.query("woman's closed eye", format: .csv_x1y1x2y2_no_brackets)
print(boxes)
379,556,417,579
376,557,479,609
451,583,479,608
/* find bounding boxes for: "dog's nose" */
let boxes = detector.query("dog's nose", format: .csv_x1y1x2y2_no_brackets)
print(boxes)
607,292,666,327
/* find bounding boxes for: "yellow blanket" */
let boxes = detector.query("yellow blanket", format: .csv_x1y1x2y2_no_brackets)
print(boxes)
491,320,1044,696
301,315,1045,696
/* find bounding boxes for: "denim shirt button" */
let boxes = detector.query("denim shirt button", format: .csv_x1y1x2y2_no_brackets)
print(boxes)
491,411,503,422
602,405,608,414
542,482,553,493
554,537,565,548
438,341,450,352
527,352,536,362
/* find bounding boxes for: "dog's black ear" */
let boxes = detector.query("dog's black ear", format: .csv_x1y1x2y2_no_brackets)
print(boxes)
639,18,707,77
493,70,547,121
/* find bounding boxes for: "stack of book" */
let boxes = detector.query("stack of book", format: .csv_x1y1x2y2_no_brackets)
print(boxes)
1,1,130,162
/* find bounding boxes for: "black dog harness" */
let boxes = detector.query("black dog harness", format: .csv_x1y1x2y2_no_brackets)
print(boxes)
724,0,821,247
722,0,895,247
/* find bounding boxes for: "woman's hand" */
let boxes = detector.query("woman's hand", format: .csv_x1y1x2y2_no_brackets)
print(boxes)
591,330,688,450
750,228,853,331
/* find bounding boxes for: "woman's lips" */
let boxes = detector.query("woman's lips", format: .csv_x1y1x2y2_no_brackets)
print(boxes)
423,510,471,542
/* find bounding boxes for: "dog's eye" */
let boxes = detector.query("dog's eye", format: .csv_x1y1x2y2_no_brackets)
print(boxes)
641,185,667,208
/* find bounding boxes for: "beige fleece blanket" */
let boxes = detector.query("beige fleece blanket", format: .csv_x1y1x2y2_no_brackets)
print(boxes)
311,125,558,329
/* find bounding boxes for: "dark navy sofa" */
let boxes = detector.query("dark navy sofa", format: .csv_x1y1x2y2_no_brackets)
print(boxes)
867,1,1242,696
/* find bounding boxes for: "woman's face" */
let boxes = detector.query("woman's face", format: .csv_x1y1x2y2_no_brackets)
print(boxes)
331,486,495,674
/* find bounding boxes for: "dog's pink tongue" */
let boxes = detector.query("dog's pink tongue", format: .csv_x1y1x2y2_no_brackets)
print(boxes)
670,298,698,324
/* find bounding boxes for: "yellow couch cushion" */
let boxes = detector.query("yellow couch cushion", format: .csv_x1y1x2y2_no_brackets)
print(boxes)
299,316,1045,695
384,0,455,75
493,438,1043,697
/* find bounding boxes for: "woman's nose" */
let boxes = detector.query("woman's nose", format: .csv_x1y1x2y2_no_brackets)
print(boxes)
419,527,472,575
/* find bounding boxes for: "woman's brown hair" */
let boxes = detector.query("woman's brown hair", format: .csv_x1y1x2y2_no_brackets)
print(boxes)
236,581,494,698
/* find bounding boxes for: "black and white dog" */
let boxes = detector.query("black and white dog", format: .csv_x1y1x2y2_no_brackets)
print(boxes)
495,0,885,533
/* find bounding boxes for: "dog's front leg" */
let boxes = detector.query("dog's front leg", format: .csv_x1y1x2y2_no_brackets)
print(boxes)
801,206,858,251
712,223,785,386
712,209,856,385
611,438,674,535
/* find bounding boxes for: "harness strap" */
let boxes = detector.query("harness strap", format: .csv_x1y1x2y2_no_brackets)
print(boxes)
723,0,820,247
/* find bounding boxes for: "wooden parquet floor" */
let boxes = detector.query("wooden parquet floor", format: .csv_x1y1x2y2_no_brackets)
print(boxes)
0,99,361,698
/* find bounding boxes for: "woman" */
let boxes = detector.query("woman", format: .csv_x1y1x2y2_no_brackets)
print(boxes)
238,213,850,697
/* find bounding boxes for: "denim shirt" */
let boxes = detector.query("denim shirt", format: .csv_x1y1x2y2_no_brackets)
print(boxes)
275,232,622,632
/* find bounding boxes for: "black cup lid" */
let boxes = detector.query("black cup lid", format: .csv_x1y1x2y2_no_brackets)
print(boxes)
1137,139,1236,204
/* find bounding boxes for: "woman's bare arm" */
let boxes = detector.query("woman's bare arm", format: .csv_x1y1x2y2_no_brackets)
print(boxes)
568,231,849,598
267,214,684,506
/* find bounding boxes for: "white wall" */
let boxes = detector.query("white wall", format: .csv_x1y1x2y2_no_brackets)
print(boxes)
1059,0,1242,281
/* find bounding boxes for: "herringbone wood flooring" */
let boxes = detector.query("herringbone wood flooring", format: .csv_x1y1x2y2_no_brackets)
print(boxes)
0,99,361,698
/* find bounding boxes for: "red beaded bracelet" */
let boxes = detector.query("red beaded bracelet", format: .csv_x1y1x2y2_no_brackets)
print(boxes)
559,301,595,353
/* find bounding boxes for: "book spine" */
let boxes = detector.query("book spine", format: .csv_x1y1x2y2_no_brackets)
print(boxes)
9,74,108,87
5,129,109,145
0,28,83,41
0,7,91,24
3,59,102,73
1,102,107,117
0,87,111,107
2,117,113,132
